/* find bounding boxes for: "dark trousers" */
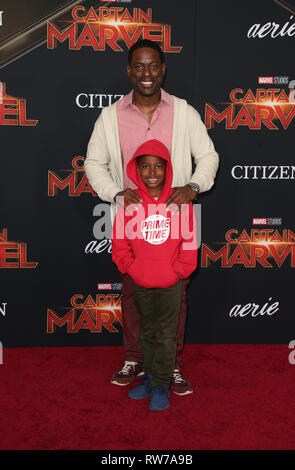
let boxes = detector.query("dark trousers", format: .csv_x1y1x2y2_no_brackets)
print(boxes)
121,274,189,368
133,280,182,388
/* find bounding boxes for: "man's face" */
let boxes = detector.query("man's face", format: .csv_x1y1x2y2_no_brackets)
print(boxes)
127,47,166,97
136,155,166,191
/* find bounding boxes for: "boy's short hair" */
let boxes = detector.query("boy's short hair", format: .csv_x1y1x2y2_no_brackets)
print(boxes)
136,154,166,164
136,155,146,164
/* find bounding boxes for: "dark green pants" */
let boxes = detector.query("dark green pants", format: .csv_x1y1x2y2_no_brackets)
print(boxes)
133,280,182,389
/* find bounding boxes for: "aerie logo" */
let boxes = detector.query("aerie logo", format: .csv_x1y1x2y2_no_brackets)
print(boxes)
247,15,295,38
85,239,112,255
229,297,279,318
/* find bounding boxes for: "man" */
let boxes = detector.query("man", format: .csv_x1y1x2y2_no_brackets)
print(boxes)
84,39,219,396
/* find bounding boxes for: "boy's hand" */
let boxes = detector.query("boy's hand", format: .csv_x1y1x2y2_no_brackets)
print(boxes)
114,189,142,214
166,184,198,213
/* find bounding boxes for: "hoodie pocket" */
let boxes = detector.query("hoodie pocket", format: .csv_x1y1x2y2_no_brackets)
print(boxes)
127,258,179,288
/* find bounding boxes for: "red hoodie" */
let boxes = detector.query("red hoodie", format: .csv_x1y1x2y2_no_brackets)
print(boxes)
112,139,197,288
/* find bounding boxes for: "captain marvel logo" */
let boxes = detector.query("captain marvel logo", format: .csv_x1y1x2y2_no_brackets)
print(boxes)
141,215,170,245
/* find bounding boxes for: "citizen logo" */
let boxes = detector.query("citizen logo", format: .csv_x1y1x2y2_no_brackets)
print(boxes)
232,165,295,180
0,303,7,316
76,93,124,109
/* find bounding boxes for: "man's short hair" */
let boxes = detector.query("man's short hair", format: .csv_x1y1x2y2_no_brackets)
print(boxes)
128,39,164,64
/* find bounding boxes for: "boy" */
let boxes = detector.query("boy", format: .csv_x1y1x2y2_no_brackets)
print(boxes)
112,139,197,411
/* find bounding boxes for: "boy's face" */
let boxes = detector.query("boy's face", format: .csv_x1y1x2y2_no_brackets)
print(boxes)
136,155,166,193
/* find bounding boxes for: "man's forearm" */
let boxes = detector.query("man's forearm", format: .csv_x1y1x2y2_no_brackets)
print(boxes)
84,158,121,203
188,105,219,193
84,115,122,202
189,152,219,193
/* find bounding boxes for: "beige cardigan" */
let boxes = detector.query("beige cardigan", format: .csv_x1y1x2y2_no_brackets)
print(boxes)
85,95,219,221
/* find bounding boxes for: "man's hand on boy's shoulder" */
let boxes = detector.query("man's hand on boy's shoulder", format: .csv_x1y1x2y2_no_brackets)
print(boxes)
166,184,199,210
114,188,142,212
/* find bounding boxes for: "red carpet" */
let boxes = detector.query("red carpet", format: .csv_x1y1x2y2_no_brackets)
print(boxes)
0,345,294,450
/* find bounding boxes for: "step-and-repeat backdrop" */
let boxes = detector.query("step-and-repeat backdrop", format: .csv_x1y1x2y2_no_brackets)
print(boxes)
0,0,294,347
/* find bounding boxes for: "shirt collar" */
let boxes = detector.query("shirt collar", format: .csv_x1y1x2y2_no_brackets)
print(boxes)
120,88,170,109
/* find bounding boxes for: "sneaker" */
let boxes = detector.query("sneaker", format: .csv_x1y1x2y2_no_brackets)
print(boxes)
128,374,152,399
110,361,144,386
170,368,194,396
149,385,170,411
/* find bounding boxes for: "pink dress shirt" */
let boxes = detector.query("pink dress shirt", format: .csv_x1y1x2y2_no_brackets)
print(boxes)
116,88,174,189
